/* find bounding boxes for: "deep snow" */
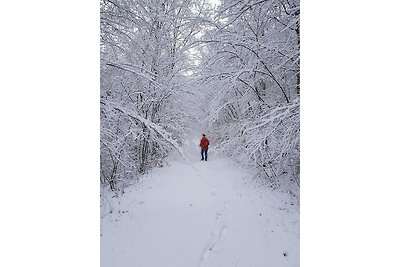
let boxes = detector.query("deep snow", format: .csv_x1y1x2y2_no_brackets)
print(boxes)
101,143,299,267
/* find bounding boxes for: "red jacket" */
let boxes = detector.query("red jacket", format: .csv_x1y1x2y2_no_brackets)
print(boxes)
199,137,210,151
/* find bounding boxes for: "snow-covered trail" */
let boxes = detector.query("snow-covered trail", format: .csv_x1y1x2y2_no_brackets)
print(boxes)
101,149,299,267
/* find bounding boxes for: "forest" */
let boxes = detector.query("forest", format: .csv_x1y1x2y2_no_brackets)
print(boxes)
100,0,300,199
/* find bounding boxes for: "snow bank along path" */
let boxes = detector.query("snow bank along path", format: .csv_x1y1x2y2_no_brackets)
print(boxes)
101,154,299,267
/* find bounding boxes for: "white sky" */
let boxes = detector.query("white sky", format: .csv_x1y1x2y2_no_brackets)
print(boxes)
207,0,221,7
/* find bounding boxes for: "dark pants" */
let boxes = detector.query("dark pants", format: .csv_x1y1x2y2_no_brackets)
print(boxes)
201,150,208,161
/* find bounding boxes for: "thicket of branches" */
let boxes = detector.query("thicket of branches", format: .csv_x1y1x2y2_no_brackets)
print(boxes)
100,0,212,191
197,0,300,197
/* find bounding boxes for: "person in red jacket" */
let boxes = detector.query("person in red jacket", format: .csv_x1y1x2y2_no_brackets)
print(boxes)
199,134,210,161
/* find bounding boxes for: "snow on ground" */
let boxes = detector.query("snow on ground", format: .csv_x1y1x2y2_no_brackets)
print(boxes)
101,142,299,267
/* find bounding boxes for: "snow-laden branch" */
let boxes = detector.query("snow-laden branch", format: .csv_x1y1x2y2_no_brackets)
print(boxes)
104,62,164,89
244,97,299,133
101,101,188,163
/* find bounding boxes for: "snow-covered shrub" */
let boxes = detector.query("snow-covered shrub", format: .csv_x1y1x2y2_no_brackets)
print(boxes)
243,98,300,195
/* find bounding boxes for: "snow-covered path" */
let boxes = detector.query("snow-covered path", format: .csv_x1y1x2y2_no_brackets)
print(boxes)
101,157,299,267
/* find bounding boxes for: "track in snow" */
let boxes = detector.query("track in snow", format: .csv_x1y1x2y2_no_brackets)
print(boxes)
101,157,299,267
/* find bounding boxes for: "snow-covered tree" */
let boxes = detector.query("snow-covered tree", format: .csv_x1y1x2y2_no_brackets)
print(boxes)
100,0,213,191
195,0,300,197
